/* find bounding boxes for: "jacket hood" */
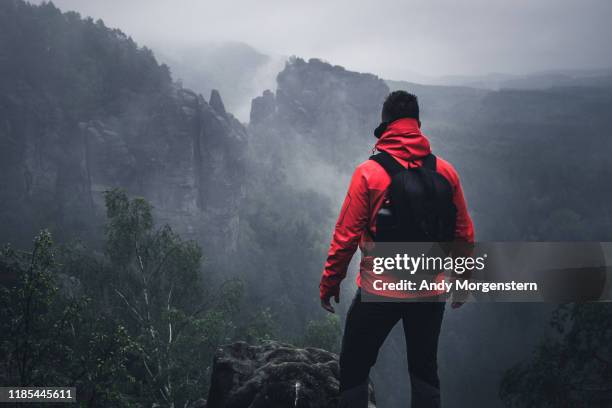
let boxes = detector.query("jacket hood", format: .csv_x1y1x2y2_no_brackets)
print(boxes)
374,118,431,161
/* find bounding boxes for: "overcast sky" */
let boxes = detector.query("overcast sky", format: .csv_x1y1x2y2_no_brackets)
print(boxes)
33,0,612,80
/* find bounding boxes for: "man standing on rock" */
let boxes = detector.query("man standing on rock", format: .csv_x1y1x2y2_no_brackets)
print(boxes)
319,91,474,408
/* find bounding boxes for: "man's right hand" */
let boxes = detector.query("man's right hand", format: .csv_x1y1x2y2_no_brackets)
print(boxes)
321,293,340,313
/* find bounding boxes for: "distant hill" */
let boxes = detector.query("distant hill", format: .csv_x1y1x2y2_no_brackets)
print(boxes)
423,68,612,90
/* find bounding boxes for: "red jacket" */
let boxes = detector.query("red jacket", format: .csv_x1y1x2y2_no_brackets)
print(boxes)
319,118,475,300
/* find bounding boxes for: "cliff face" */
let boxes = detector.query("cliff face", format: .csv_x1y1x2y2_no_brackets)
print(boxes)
0,1,246,255
82,87,247,255
2,84,246,254
250,58,389,172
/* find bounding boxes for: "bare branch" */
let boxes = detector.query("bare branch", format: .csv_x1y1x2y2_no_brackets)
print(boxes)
114,289,145,325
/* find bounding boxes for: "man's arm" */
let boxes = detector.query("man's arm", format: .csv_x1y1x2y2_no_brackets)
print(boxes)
452,179,474,245
320,166,370,312
450,175,475,308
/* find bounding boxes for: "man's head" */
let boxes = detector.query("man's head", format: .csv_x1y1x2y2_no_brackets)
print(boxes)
381,90,420,124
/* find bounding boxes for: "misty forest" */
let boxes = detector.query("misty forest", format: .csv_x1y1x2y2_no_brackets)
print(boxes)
1,1,612,407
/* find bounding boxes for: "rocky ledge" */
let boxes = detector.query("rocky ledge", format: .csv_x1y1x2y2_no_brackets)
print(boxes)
205,341,376,408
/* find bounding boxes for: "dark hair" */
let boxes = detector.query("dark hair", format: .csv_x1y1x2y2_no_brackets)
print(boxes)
381,90,419,123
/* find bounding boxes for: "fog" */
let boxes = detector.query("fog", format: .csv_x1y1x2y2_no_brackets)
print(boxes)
4,2,612,407
31,0,612,80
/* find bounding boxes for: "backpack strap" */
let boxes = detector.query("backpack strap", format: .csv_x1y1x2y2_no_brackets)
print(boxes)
370,151,437,175
369,151,406,177
421,154,437,171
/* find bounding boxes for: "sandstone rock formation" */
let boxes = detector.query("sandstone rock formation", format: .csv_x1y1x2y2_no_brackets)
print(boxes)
249,57,389,170
206,341,376,408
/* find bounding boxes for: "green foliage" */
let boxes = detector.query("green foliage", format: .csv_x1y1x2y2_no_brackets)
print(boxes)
0,231,132,406
298,314,342,353
100,189,238,406
1,190,276,406
500,304,612,407
235,307,277,343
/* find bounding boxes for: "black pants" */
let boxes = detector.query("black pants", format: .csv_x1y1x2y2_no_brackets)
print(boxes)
338,290,445,408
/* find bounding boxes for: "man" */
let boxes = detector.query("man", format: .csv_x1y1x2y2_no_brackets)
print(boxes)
319,91,474,408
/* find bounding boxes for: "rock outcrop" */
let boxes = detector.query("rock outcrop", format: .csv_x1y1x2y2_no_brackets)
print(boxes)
249,58,389,170
206,341,376,408
247,58,390,202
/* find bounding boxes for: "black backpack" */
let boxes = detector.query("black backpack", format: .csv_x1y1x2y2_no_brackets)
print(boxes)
370,151,457,243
